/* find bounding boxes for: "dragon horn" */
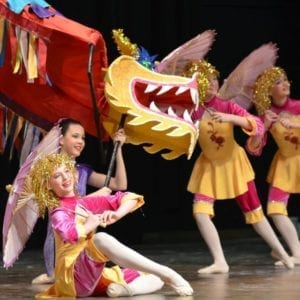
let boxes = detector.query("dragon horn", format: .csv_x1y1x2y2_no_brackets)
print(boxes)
112,29,139,58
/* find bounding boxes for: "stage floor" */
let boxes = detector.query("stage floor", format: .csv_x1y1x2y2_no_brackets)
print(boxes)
1,229,300,300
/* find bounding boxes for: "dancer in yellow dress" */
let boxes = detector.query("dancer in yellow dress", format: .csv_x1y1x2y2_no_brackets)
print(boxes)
183,60,293,274
248,66,300,265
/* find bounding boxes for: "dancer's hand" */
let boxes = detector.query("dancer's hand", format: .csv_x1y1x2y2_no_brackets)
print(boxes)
210,111,229,123
211,111,239,125
264,110,278,129
279,117,293,128
84,212,104,232
113,128,127,146
99,210,120,226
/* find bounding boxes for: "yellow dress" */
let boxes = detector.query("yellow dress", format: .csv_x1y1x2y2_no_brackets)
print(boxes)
267,115,300,193
188,116,255,199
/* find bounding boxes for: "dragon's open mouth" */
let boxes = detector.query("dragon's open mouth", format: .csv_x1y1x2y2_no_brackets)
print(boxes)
104,55,200,159
131,75,199,126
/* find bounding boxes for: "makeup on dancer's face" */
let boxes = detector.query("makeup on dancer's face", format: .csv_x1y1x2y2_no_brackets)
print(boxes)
49,164,75,197
270,76,290,106
205,75,219,100
60,124,85,158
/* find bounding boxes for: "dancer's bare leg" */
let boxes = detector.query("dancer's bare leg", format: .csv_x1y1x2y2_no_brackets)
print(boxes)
107,274,164,297
270,214,300,266
194,213,229,274
93,232,193,296
252,216,294,269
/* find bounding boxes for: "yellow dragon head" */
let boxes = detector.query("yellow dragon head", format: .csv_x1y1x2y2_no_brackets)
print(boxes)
103,55,200,160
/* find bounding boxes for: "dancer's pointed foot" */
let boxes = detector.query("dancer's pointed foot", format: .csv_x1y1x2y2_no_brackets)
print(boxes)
270,250,294,269
163,268,193,296
197,263,229,274
31,273,55,284
167,279,193,296
273,255,300,267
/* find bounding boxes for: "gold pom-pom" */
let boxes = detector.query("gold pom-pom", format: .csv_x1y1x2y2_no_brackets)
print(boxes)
6,184,12,193
253,67,287,115
112,29,139,58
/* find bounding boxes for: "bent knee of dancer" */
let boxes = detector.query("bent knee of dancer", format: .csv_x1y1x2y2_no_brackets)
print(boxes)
94,232,118,250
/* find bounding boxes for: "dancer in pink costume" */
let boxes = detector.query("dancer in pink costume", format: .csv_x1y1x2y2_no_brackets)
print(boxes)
29,153,193,298
248,66,300,266
183,59,293,274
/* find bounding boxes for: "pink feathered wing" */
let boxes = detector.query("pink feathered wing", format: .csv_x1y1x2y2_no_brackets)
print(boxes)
155,30,216,75
218,43,278,109
2,123,61,268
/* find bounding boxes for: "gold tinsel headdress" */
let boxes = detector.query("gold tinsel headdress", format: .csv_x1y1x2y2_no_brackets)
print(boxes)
253,66,287,115
182,59,219,105
27,153,76,217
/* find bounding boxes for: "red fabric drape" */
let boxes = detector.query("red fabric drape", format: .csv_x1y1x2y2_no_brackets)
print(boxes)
0,0,108,139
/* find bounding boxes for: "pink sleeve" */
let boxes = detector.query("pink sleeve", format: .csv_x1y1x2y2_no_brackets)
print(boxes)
78,191,125,214
227,101,264,136
246,131,268,156
287,98,300,114
227,100,250,116
51,209,79,243
250,115,264,136
246,115,268,156
225,100,266,154
191,107,205,121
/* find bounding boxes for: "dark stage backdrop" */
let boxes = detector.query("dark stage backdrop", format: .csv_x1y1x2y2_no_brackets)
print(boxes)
1,0,300,248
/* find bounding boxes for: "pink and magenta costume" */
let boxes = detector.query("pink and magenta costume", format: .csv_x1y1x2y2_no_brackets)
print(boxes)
36,192,144,298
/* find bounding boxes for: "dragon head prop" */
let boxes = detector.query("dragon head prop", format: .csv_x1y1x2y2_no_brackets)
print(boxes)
103,55,200,160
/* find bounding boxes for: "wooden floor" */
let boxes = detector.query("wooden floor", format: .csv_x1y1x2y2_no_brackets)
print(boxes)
1,229,300,300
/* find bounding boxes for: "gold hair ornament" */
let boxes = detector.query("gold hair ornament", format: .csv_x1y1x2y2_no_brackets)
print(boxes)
253,67,287,115
182,59,219,105
27,153,76,218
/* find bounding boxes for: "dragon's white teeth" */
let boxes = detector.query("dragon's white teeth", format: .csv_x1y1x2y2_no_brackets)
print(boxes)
150,101,161,112
183,109,193,123
156,85,173,95
167,106,177,117
195,120,200,128
145,84,158,93
175,86,189,95
190,88,199,109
